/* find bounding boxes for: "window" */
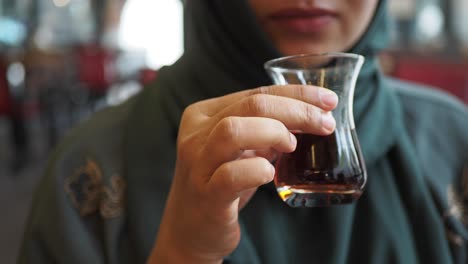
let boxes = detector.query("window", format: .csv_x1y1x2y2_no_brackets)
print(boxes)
119,0,183,69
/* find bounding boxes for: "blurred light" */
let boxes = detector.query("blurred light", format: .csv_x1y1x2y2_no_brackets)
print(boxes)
7,62,26,98
0,18,27,46
388,0,416,20
53,0,71,8
453,0,468,43
7,62,25,87
106,81,142,106
34,27,54,50
119,0,183,69
416,4,444,40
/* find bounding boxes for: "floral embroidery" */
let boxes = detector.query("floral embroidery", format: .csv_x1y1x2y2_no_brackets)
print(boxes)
446,229,464,247
64,159,126,219
64,159,103,216
100,175,126,218
447,186,463,222
444,166,468,248
446,166,468,226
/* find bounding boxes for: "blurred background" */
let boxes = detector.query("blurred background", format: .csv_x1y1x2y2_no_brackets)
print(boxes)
0,0,467,263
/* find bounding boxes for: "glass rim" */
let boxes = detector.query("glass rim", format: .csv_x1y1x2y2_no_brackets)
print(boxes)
264,52,365,72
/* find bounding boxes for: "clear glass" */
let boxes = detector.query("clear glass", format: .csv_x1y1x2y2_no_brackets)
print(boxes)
264,53,367,207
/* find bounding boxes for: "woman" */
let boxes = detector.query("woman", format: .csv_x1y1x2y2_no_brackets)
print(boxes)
19,0,467,263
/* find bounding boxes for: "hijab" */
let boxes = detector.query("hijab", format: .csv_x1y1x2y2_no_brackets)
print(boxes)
125,0,453,262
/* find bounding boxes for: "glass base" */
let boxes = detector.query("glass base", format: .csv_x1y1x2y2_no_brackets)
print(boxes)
277,186,362,207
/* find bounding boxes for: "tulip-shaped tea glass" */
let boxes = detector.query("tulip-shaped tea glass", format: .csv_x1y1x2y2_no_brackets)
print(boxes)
264,53,367,207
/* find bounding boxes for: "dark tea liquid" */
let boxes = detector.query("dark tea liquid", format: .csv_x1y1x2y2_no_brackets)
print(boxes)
274,129,366,207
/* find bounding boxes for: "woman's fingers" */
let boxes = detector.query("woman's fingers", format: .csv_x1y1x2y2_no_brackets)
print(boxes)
207,157,275,204
200,85,338,115
156,85,338,263
203,117,296,168
216,93,335,135
180,85,337,155
240,149,278,163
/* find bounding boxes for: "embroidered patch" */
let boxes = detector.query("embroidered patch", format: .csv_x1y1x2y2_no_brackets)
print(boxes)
446,166,468,226
444,166,467,249
100,175,126,218
64,159,126,219
446,228,464,247
64,159,103,216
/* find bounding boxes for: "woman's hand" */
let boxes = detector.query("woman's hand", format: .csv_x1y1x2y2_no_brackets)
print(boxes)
148,85,338,263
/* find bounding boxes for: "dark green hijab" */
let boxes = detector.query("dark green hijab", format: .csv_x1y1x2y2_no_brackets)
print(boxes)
125,0,453,262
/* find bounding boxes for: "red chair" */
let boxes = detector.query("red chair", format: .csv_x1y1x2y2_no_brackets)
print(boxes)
391,56,468,104
139,68,158,86
0,59,12,116
75,44,116,95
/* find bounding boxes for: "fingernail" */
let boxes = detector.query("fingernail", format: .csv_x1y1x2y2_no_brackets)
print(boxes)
321,112,336,132
289,132,297,146
270,164,276,175
319,89,338,107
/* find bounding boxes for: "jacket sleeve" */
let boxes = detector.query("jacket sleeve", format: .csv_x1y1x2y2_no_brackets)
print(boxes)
17,152,107,263
18,123,131,264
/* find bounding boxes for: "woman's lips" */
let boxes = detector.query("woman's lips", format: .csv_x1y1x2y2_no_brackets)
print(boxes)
268,8,337,34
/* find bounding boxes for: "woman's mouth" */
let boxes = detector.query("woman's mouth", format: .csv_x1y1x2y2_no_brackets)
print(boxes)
268,8,338,34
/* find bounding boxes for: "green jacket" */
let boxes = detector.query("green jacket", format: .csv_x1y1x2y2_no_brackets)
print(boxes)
18,78,467,263
18,0,468,263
